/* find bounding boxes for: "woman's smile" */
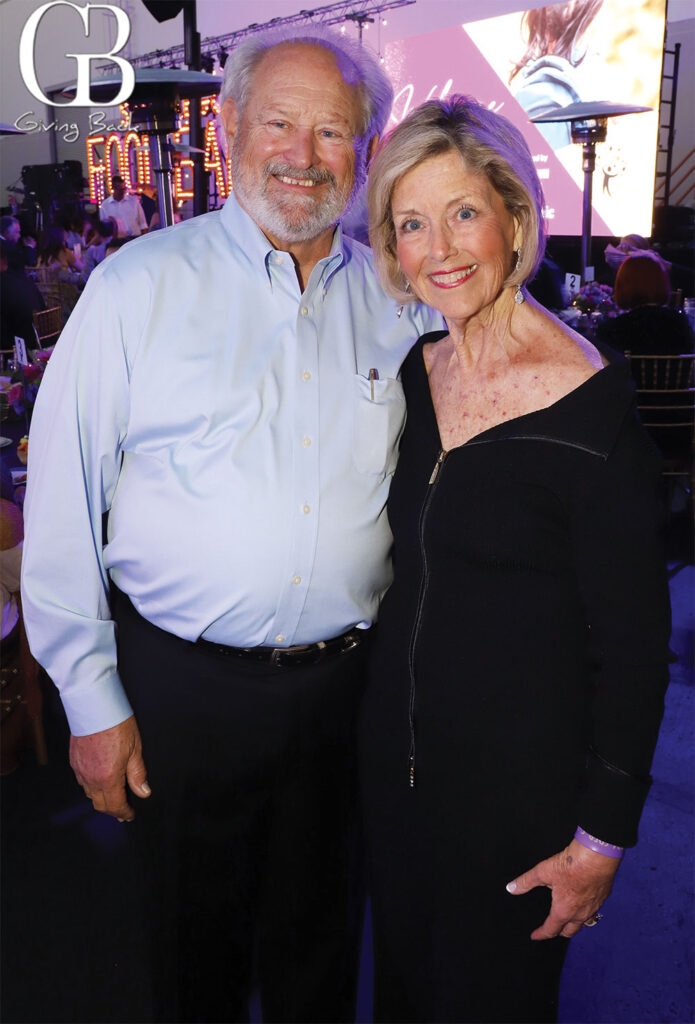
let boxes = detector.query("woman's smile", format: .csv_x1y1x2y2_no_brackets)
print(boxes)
427,263,479,288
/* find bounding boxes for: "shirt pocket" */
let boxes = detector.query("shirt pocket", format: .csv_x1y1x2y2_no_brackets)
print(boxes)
352,374,406,476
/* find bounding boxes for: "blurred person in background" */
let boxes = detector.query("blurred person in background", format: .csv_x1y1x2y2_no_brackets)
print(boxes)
0,239,44,353
99,175,148,238
36,225,84,284
0,215,37,276
81,217,116,281
598,253,694,355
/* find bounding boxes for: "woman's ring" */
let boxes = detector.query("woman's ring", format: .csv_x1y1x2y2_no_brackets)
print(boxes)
583,913,603,928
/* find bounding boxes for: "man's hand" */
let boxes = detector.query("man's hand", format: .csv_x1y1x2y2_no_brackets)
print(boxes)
506,838,621,939
69,715,150,821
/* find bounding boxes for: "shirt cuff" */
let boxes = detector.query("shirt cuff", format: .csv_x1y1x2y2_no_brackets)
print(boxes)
60,669,134,736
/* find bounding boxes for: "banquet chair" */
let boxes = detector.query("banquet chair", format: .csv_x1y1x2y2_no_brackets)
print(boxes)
0,500,47,774
32,305,62,348
626,353,695,434
34,267,79,321
55,279,80,319
625,352,694,506
1,596,48,775
34,265,61,309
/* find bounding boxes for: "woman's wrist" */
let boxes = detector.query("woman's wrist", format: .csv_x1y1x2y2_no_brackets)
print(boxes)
574,825,624,859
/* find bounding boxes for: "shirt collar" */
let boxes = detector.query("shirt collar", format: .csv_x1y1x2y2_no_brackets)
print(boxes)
221,192,346,288
322,224,346,284
221,193,275,274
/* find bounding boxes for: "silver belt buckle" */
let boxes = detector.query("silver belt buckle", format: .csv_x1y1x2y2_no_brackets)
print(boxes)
340,632,360,654
270,642,312,667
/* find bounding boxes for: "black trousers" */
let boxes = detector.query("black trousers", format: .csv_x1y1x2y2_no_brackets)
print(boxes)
112,588,367,1024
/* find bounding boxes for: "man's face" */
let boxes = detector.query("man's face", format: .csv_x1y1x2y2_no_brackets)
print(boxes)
112,179,126,201
224,43,367,249
4,219,20,243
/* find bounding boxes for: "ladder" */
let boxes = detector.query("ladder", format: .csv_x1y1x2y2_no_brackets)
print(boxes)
655,41,680,207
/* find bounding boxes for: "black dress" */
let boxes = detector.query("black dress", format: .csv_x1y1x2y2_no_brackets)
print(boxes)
359,334,671,1023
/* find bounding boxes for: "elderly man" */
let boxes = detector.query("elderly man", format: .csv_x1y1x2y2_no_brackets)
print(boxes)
99,174,148,237
0,215,37,274
0,214,21,244
22,25,440,1024
0,238,45,353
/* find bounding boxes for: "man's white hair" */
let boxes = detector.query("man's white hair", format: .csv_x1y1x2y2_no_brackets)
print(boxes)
218,25,393,143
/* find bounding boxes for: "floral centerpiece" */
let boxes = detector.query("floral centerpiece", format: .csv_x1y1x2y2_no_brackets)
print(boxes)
6,350,53,426
571,281,620,317
558,282,620,340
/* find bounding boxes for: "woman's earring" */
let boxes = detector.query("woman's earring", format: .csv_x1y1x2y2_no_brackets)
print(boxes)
403,279,411,293
514,248,525,305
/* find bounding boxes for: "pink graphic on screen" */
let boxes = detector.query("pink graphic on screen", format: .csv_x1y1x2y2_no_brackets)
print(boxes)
385,25,612,237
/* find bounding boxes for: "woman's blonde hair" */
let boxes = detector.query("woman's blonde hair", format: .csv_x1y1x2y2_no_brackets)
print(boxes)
367,95,546,304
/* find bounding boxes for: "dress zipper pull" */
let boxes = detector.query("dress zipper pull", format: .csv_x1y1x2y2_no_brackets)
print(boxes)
409,754,415,788
429,449,446,485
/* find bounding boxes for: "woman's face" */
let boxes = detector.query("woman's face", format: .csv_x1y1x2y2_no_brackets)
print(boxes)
391,149,520,326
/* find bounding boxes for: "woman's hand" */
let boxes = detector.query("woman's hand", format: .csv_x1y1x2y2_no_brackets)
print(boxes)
506,838,621,939
64,247,84,272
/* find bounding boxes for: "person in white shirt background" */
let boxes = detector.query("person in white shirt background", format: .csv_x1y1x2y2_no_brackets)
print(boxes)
99,174,148,237
21,24,441,1024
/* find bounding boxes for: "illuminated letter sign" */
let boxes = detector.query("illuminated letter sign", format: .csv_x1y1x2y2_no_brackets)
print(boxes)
86,95,229,204
19,1,134,107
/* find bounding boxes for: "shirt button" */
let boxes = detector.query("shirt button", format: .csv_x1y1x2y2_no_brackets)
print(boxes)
302,370,311,381
292,575,302,585
302,504,311,514
275,634,285,643
302,436,311,447
273,254,283,264
300,306,309,316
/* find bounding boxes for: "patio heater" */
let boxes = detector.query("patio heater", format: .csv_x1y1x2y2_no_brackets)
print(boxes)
531,101,651,284
61,69,219,228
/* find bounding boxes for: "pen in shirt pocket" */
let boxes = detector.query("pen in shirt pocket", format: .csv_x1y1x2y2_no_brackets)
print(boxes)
369,367,379,400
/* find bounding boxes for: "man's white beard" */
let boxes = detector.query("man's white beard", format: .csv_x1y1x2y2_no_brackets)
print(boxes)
230,150,366,245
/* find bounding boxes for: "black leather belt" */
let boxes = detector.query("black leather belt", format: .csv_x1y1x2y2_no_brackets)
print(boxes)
196,627,365,667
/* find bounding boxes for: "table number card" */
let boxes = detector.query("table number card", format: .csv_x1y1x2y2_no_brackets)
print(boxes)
13,336,29,367
564,273,581,299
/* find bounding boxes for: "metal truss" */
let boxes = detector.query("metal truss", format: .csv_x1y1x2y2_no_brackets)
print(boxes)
128,0,415,69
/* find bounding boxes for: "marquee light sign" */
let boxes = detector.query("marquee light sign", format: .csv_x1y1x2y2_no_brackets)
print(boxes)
86,96,229,207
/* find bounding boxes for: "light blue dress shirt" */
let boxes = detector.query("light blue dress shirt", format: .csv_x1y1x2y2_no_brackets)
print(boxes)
22,194,442,736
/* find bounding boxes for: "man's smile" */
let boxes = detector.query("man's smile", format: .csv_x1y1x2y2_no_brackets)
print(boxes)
275,174,320,188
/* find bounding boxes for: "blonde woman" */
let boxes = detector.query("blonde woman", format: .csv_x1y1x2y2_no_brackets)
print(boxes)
359,96,670,1022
